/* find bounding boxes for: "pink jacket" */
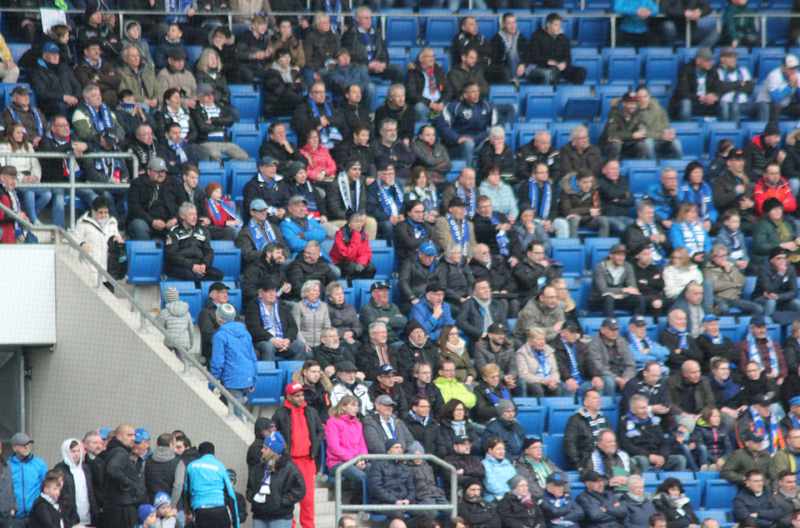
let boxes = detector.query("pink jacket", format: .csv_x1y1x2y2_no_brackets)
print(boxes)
325,414,367,468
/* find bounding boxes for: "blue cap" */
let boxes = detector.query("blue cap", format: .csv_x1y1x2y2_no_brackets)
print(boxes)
43,42,59,54
791,397,800,407
99,428,111,439
249,198,268,211
154,492,171,510
134,428,150,443
138,505,156,524
750,315,767,327
263,431,284,454
702,314,718,323
419,241,437,257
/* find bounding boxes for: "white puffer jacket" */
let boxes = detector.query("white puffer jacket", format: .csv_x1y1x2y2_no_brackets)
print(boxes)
71,211,121,280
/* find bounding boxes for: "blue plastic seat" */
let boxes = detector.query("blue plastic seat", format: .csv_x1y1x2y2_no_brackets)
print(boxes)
707,128,745,153
543,435,569,470
674,129,705,158
516,405,546,436
424,15,458,46
579,317,606,337
200,281,241,312
249,363,285,405
231,169,255,203
126,241,163,285
584,238,619,269
577,15,610,47
198,168,227,195
573,53,603,85
628,167,661,195
386,16,418,47
563,98,601,122
525,93,558,120
548,405,579,432
230,127,262,159
552,245,585,278
210,241,242,281
551,122,583,150
758,49,787,81
701,511,729,525
645,55,679,85
607,53,641,83
704,480,738,510
161,282,203,323
371,247,395,279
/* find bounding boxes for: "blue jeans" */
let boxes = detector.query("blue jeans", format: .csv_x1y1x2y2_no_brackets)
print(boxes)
680,444,698,471
50,188,102,228
755,297,800,316
450,140,477,169
607,216,634,236
448,0,486,9
362,81,377,112
714,298,764,316
675,98,717,121
660,20,718,48
330,462,368,483
718,101,765,122
225,387,248,421
21,189,52,223
377,220,396,242
495,103,517,126
253,519,293,528
644,138,683,159
415,102,433,123
255,339,310,361
128,218,161,240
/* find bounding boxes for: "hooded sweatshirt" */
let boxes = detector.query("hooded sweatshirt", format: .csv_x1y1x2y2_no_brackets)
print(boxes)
59,439,90,525
121,21,154,70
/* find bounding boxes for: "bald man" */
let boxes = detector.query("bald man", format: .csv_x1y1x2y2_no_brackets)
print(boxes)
101,424,146,528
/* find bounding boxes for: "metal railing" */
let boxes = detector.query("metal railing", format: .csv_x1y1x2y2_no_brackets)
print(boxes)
0,201,255,424
334,454,458,523
3,151,137,230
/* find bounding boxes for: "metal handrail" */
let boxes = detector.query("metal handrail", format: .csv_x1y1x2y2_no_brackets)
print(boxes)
1,151,137,230
334,454,458,523
0,201,256,424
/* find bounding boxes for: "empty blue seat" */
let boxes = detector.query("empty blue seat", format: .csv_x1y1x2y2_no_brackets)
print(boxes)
548,405,580,432
628,167,660,195
424,16,458,46
231,170,254,202
249,363,284,405
127,241,163,285
231,91,261,123
674,129,705,158
543,434,569,469
386,16,418,46
645,55,679,85
198,168,227,195
525,93,558,120
230,127,262,159
758,49,787,81
516,405,546,436
607,54,641,83
577,15,610,47
552,245,585,278
186,45,203,67
704,480,738,510
573,54,603,85
563,98,601,121
515,17,541,39
161,282,203,323
210,241,242,281
707,128,745,152
580,317,606,337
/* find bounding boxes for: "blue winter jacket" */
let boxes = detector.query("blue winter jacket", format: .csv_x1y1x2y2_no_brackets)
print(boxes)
669,222,712,257
210,321,258,391
185,454,239,527
9,454,48,518
678,182,718,223
644,183,680,225
481,455,516,502
409,297,455,341
279,216,327,253
436,99,497,146
481,417,527,461
615,0,659,34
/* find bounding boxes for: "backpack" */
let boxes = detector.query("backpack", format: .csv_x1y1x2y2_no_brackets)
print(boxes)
107,238,128,280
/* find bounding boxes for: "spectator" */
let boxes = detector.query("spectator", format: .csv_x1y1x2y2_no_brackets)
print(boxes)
575,470,629,528
314,327,357,379
242,157,290,224
482,438,517,502
393,332,441,404
670,48,720,121
327,158,372,236
620,394,688,471
583,430,639,487
659,0,718,47
497,475,547,528
157,124,200,179
564,390,610,470
0,123,46,227
553,278,579,322
478,165,519,224
689,406,734,470
263,48,306,118
707,356,747,428
156,286,195,354
280,195,328,255
236,204,286,271
625,201,671,268
436,83,496,169
487,14,536,85
756,54,800,122
198,282,231,362
600,92,648,160
164,202,223,281
737,316,788,388
2,86,49,146
28,471,65,528
559,170,611,238
153,88,199,154
669,204,712,264
330,212,376,281
745,124,784,180
367,440,415,519
591,243,645,317
470,244,518,315
515,437,569,499
436,324,474,383
753,246,800,316
366,159,406,240
715,210,751,274
772,433,800,488
539,473,583,528
616,0,661,46
626,316,669,370
357,321,397,383
652,478,700,526
452,17,491,72
449,49,501,124
127,124,159,179
597,160,636,236
335,125,377,181
292,280,333,353
783,325,800,384
403,395,446,459
99,425,146,528
245,278,308,361
300,129,338,184
259,123,308,176
339,85,371,140
732,470,783,528
364,392,420,453
434,198,476,258
405,48,454,123
121,20,153,70
556,322,610,399
153,24,186,71
30,43,82,119
286,241,337,302
272,382,324,528
588,318,637,393
513,242,562,307
516,327,562,397
714,47,758,122
291,359,334,424
714,149,757,235
618,478,657,528
705,244,762,315
76,39,121,107
665,359,715,432
73,196,123,285
325,282,362,354
456,279,507,346
8,433,48,524
663,252,704,306
679,162,717,229
660,308,704,372
755,163,797,218
324,395,369,497
339,7,400,84
209,302,258,420
0,32,19,83
293,81,347,152
435,358,477,409
516,163,563,240
360,280,408,346
773,470,800,522
644,168,681,230
458,479,499,528
721,430,773,486
398,242,440,312
184,443,238,528
433,244,475,315
330,361,373,416
396,199,438,264
190,84,248,163
369,364,401,404
266,18,306,71
630,247,665,318
473,363,515,425
247,431,305,528
515,285,566,343
156,48,197,107
476,133,515,186
126,158,180,240
529,13,586,85
561,125,603,180
410,128,452,189
142,433,185,507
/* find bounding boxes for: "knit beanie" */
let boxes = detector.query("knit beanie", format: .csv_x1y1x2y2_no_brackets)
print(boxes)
508,475,527,490
263,431,284,454
385,438,402,453
164,286,179,304
138,505,156,524
216,303,236,322
153,493,170,510
496,399,515,414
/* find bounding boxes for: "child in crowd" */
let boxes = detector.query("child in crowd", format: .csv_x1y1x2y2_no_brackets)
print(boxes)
136,505,158,528
154,23,187,70
715,210,753,274
409,450,450,518
154,492,180,528
29,472,65,528
115,89,151,142
708,139,734,181
122,20,154,70
689,406,734,471
156,286,195,354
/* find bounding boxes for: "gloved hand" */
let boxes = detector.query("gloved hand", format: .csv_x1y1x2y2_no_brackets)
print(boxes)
355,263,365,272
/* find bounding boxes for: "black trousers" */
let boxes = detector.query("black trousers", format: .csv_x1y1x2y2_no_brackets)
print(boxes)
194,505,234,528
166,265,224,282
590,294,646,317
337,260,377,282
102,505,138,528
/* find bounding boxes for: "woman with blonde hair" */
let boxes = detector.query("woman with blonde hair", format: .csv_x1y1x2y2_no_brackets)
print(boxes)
438,325,476,385
663,247,704,301
325,395,369,502
194,47,234,114
291,280,332,352
248,431,306,528
551,278,577,322
0,122,47,224
669,203,711,264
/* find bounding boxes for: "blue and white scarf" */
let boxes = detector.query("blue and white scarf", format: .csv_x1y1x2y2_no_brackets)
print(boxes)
166,107,190,139
528,345,550,378
703,332,723,345
249,218,277,251
84,56,102,71
304,299,321,310
167,138,188,163
8,107,43,138
626,410,660,438
446,213,470,253
408,409,429,426
748,332,779,376
628,330,656,354
561,336,584,385
308,98,342,148
457,184,476,218
529,180,552,219
489,214,510,256
165,0,193,23
679,182,713,222
378,183,404,216
750,404,782,454
407,217,427,238
293,181,318,214
206,198,241,224
258,298,284,338
668,325,688,349
680,221,706,256
83,101,114,135
337,172,360,211
322,0,341,33
415,252,434,274
0,179,22,237
201,105,224,140
590,448,630,475
636,219,666,264
358,26,377,62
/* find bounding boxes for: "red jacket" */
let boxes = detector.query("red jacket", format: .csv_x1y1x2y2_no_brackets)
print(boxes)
203,197,238,228
330,227,372,265
754,176,796,216
0,188,19,244
285,399,312,458
300,144,337,183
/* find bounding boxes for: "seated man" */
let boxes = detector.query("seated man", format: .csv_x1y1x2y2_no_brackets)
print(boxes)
435,359,477,409
665,359,715,432
357,322,395,383
515,162,563,238
626,316,669,370
371,119,415,183
436,83,496,169
396,360,444,419
469,243,517,314
364,394,422,453
753,248,800,317
441,167,480,216
335,125,377,179
29,42,82,118
198,281,230,362
559,169,610,238
754,163,796,217
126,158,180,240
721,430,773,487
403,395,447,460
528,13,587,85
291,81,347,151
242,156,291,223
552,322,611,398
398,242,440,312
127,124,158,178
456,279,507,345
164,202,223,282
588,318,637,394
515,284,566,343
560,125,603,180
341,6,402,85
756,54,800,123
72,84,125,145
360,281,408,346
433,243,475,315
623,200,671,268
366,160,406,241
590,243,645,317
669,48,720,121
745,126,783,181
516,133,562,190
473,195,523,262
155,47,197,108
280,196,328,255
732,470,783,528
704,243,762,315
736,316,788,387
328,159,378,239
75,38,121,107
619,394,687,471
659,309,704,373
374,85,415,146
516,437,570,499
189,84,248,163
240,242,288,307
636,86,683,160
512,242,562,307
582,429,640,485
1,86,49,146
714,47,759,122
615,0,661,46
410,282,455,341
434,197,476,257
659,0,719,47
258,122,308,176
326,49,375,113
597,160,635,237
285,241,337,302
487,14,539,85
330,361,373,415
245,278,308,361
599,92,648,160
302,14,341,82
644,168,681,231
117,46,159,115
367,439,416,520
235,199,286,268
713,150,757,235
157,123,200,179
405,47,454,124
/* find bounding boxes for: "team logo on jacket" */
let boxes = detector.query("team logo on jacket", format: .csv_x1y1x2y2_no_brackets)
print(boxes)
463,109,473,119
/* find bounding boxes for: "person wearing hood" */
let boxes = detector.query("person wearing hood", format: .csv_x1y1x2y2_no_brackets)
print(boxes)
98,425,146,528
291,359,333,423
497,474,546,528
458,477,501,528
247,418,275,476
263,48,306,118
121,20,154,70
733,470,783,528
156,287,194,354
142,433,185,512
408,448,450,519
210,303,258,421
619,476,657,528
30,42,83,119
72,196,123,283
53,438,99,527
271,382,324,528
324,395,369,503
514,437,569,500
539,473,583,528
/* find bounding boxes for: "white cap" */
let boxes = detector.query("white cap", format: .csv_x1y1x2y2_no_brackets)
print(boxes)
786,54,800,68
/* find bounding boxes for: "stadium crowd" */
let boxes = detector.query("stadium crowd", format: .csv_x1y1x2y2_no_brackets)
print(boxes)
8,1,800,528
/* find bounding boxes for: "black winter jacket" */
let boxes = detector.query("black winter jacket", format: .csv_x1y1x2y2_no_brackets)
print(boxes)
326,177,368,221
618,414,673,459
291,101,348,148
473,380,514,425
597,176,635,217
395,219,438,264
395,380,445,419
619,494,657,528
670,62,720,114
528,27,573,68
340,25,389,68
469,256,516,293
563,409,609,470
29,496,64,528
30,62,83,109
575,490,629,528
459,497,502,528
241,258,287,306
190,104,235,143
652,493,700,528
398,255,440,308
539,491,584,528
258,140,308,175
285,258,336,302
473,213,524,259
496,492,546,528
247,455,306,521
732,488,784,528
126,174,181,228
405,62,455,108
262,68,306,117
393,339,441,385
245,298,300,344
456,297,507,343
99,437,146,507
433,257,475,306
374,101,416,143
367,459,415,504
403,415,447,459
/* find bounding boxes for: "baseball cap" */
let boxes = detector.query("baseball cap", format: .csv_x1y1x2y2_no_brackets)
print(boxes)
753,393,772,406
259,156,278,167
580,469,605,482
601,317,620,330
167,47,186,60
750,315,767,327
99,428,111,440
448,197,467,208
720,46,738,57
744,430,765,443
786,54,800,68
148,157,167,172
10,432,33,446
621,92,637,102
134,428,150,442
43,42,60,54
370,281,392,292
376,159,395,172
609,243,626,254
375,395,396,406
454,434,471,444
727,149,745,160
419,241,438,256
630,315,647,327
487,323,507,334
547,473,567,485
286,382,308,395
769,246,790,260
563,320,582,333
695,48,714,61
196,83,214,95
702,314,718,323
11,86,29,96
288,195,308,206
249,199,268,211
209,281,230,293
377,365,396,377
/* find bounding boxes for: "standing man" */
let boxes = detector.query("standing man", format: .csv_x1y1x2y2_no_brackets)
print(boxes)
273,382,325,528
8,433,47,525
184,442,239,528
211,303,258,421
100,425,146,528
